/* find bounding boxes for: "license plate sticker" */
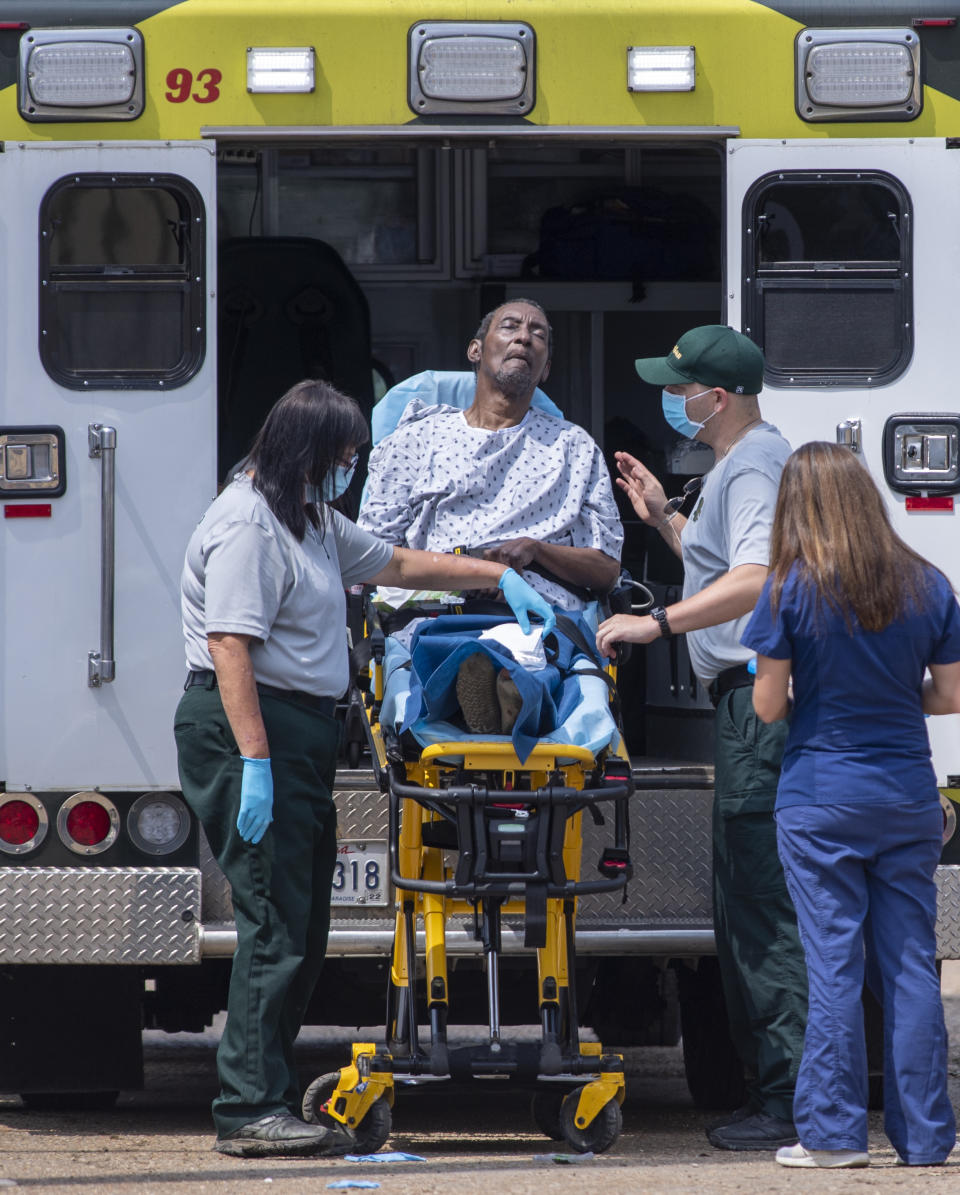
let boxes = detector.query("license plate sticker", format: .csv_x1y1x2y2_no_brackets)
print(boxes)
331,840,389,906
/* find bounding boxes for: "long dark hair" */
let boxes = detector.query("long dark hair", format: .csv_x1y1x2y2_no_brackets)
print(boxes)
246,379,369,541
769,441,942,632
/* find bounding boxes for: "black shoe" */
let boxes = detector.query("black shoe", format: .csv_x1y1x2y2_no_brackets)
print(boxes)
707,1111,798,1152
705,1104,757,1133
215,1111,355,1158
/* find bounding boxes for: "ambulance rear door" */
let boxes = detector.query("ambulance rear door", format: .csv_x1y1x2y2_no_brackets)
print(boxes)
0,141,217,791
726,136,960,777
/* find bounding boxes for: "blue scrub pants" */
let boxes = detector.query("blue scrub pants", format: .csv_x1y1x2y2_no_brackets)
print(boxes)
777,801,955,1164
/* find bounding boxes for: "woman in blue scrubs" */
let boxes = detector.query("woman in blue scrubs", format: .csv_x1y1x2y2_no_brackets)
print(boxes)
742,441,960,1170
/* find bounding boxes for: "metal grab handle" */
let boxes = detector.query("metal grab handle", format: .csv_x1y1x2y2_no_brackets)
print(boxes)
88,424,117,687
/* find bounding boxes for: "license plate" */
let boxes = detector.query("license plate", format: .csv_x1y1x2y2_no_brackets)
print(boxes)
330,840,389,906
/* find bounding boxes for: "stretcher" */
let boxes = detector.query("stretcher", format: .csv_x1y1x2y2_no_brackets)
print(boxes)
302,372,639,1154
303,591,640,1154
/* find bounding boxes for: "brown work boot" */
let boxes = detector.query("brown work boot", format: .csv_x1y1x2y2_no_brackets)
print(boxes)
496,669,523,733
456,653,499,732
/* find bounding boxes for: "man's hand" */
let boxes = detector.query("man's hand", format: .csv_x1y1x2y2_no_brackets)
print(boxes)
614,452,669,526
484,538,540,571
596,612,660,659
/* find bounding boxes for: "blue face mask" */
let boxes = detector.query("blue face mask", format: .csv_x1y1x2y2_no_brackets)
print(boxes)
661,388,717,440
305,458,357,506
321,460,357,503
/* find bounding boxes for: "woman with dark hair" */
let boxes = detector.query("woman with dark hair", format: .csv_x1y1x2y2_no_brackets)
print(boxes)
174,379,554,1159
742,441,960,1170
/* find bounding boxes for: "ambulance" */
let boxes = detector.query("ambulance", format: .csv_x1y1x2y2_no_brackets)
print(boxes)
0,0,957,1105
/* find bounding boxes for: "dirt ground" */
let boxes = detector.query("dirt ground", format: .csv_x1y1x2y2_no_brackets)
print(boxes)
0,964,957,1194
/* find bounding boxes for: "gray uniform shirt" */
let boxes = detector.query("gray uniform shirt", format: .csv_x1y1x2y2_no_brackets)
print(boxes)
181,474,393,697
358,400,623,610
681,422,792,683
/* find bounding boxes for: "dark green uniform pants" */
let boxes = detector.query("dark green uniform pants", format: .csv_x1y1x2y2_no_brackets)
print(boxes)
174,684,340,1137
713,684,807,1122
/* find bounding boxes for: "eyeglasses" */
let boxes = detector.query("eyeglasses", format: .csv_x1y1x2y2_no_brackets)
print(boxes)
661,476,702,525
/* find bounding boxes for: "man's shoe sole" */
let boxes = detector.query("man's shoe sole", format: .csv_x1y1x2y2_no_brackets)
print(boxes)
215,1130,355,1159
456,654,499,733
708,1131,799,1152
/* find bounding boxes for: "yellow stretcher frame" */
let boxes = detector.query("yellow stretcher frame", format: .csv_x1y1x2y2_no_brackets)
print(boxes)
302,635,633,1155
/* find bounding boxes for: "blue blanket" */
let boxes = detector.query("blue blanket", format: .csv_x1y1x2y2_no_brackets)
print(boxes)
388,611,617,764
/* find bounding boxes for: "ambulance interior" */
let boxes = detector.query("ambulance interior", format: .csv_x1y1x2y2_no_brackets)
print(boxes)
215,140,726,763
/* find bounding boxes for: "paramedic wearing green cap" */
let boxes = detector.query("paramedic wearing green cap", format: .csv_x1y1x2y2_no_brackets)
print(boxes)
596,325,806,1152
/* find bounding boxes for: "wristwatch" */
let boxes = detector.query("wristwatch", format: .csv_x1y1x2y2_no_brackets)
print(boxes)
650,605,673,639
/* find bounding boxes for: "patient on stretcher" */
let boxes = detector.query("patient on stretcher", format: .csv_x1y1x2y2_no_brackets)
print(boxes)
357,300,624,757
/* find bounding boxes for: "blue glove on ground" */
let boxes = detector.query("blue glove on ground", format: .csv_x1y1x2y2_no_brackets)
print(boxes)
238,756,273,844
498,568,557,637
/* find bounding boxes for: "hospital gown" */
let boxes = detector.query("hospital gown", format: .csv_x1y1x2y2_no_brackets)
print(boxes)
358,400,623,611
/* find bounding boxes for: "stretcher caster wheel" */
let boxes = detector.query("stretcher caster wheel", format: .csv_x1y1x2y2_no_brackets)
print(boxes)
559,1088,622,1154
531,1090,565,1141
352,1096,392,1153
302,1071,341,1126
302,1072,392,1154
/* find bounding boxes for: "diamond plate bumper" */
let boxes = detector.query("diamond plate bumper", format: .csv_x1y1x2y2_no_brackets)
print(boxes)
936,866,960,957
196,779,960,960
0,867,201,964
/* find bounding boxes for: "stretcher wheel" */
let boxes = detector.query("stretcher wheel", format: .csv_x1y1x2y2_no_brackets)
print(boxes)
302,1071,341,1126
301,1071,392,1154
559,1088,622,1154
351,1095,392,1154
531,1089,565,1140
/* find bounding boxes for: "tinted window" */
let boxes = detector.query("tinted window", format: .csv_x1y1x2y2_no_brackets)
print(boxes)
743,172,911,387
40,175,204,389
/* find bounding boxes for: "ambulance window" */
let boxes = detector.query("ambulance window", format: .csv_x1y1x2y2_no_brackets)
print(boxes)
39,175,205,389
218,146,445,278
743,172,911,387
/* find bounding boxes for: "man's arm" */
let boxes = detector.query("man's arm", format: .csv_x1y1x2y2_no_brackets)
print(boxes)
596,563,768,657
484,538,620,593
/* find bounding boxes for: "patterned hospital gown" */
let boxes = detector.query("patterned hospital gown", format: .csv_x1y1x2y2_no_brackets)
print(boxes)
358,400,623,610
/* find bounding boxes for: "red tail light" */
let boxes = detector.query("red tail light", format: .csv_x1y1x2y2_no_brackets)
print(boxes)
57,792,119,855
0,794,48,855
66,802,111,845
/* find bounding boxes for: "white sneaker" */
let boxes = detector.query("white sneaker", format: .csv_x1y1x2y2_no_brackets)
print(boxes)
776,1144,869,1168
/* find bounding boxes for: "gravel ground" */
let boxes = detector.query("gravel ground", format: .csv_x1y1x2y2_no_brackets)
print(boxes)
0,964,957,1193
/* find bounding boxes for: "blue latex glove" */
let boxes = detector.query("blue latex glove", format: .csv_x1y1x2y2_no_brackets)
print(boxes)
238,756,273,844
498,568,556,637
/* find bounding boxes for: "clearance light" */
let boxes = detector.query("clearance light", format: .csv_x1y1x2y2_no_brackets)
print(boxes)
0,795,48,856
796,28,920,122
57,792,119,856
627,46,696,92
409,21,535,114
127,793,191,856
247,46,315,94
18,27,144,121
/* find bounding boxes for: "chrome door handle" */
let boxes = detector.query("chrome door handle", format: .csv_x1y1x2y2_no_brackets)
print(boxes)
88,423,117,687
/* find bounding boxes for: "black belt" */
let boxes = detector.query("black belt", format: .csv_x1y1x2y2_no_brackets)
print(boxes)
184,670,336,717
708,662,755,708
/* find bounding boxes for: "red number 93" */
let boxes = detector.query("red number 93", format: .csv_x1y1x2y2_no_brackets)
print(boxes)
165,67,222,104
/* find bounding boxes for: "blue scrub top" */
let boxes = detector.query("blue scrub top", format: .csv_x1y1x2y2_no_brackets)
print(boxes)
742,565,960,810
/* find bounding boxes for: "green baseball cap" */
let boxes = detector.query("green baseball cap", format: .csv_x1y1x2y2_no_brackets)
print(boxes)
634,325,765,395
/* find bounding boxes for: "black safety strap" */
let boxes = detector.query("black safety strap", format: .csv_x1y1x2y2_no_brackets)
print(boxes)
524,883,548,949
